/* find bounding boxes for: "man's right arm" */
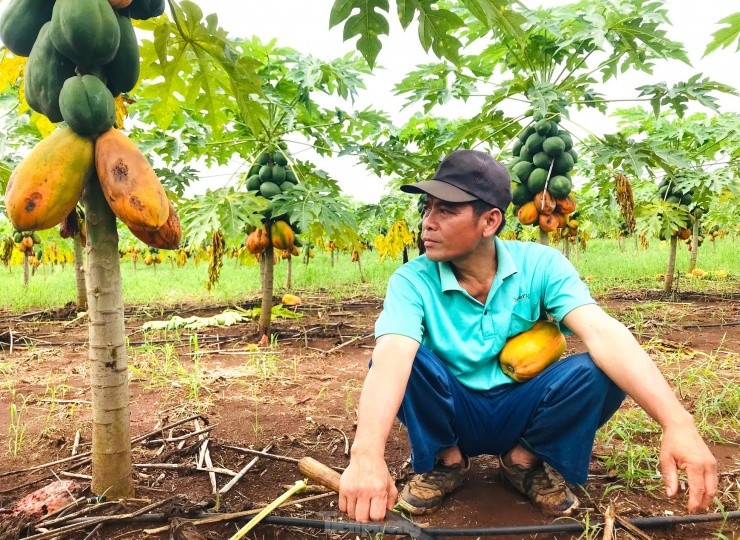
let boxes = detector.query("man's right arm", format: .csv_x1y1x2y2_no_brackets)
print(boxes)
339,333,419,523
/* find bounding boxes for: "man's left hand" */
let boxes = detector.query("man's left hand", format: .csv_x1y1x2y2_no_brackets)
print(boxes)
659,423,718,513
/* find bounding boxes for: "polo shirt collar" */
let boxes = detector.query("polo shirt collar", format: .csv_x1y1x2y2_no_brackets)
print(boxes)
438,237,518,293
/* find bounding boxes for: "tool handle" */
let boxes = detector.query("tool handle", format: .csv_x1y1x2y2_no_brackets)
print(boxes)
297,456,341,493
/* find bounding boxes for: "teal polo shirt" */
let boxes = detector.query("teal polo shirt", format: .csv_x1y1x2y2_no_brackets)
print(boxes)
375,237,595,390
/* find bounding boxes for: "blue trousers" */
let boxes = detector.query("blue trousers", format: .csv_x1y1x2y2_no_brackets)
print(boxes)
392,346,625,484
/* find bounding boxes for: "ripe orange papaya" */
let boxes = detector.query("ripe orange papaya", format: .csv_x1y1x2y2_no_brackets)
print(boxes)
271,220,295,250
538,213,559,233
500,320,566,382
517,201,539,226
5,127,95,231
246,227,269,255
552,212,567,229
555,194,576,215
128,199,181,249
95,128,169,231
533,191,556,215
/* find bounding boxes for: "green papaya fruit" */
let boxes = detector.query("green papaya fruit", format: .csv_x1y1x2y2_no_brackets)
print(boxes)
527,168,549,194
59,75,116,136
552,152,575,175
512,183,533,206
512,161,534,183
0,0,55,57
273,152,288,166
525,133,546,154
122,0,165,20
272,165,286,183
259,182,281,198
532,152,552,170
258,165,272,182
24,22,77,122
103,12,140,96
284,169,297,184
548,175,572,199
543,136,566,157
246,174,261,191
50,0,121,67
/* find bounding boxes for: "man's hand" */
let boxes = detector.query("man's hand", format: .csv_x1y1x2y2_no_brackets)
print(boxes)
339,454,398,523
660,424,718,512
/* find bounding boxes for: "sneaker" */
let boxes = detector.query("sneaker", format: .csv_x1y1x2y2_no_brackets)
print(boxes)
397,457,471,515
499,458,579,516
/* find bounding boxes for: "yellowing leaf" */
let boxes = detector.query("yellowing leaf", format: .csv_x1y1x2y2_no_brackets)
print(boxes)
114,94,129,130
31,113,56,138
0,54,25,89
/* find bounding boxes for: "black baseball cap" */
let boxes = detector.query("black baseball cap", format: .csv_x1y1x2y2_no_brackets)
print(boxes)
400,149,512,210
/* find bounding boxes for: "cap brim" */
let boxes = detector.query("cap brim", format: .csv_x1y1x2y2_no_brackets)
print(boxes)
400,180,478,203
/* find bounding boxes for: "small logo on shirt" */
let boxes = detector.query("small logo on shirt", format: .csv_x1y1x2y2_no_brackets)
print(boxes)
514,293,529,302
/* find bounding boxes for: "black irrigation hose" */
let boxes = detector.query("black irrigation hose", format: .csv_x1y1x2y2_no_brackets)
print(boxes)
259,511,740,537
61,509,740,538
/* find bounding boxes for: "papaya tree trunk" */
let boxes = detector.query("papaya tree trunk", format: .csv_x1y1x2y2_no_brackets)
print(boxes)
286,254,292,290
688,219,699,272
330,247,334,267
563,237,570,259
258,220,274,343
402,246,409,264
73,234,87,310
664,235,678,294
634,235,639,250
538,228,549,246
82,176,133,499
618,236,626,252
23,252,30,287
356,256,366,283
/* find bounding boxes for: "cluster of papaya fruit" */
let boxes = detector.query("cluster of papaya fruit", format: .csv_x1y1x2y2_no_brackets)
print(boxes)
245,143,298,199
245,220,300,258
12,230,43,260
656,177,705,242
508,112,578,233
0,0,163,134
2,0,181,251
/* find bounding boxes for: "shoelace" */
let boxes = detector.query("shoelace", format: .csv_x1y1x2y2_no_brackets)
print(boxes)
528,466,564,495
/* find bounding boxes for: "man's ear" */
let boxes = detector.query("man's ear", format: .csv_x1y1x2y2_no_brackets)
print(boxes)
481,208,502,237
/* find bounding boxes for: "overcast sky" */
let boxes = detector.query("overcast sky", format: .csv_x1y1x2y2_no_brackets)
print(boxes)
2,1,736,202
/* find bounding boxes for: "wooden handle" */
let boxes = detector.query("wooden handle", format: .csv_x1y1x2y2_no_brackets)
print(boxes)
297,456,341,493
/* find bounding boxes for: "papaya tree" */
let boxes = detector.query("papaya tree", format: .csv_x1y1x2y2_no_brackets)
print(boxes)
129,7,386,343
387,0,700,244
585,107,739,292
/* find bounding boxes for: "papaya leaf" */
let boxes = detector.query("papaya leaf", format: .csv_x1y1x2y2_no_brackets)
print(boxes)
704,12,740,56
178,187,268,247
397,0,463,64
637,75,737,118
459,0,527,48
329,0,390,68
138,1,266,133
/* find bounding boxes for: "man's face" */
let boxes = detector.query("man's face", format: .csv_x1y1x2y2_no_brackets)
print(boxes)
420,196,492,262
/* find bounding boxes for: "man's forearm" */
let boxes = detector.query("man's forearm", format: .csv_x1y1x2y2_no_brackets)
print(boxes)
351,336,417,458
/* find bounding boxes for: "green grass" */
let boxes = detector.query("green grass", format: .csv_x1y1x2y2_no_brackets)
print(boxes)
0,237,736,313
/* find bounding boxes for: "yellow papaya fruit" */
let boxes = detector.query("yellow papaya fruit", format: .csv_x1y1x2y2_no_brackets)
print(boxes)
281,294,302,306
271,220,295,250
95,128,169,231
5,127,95,231
499,320,566,382
128,199,181,250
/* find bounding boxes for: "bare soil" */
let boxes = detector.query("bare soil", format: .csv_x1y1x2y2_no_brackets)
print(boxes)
0,290,738,540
